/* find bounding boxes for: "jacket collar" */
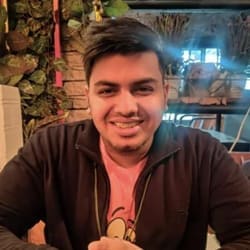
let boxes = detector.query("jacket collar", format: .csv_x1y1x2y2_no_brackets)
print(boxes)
75,120,102,164
146,121,181,168
76,120,182,167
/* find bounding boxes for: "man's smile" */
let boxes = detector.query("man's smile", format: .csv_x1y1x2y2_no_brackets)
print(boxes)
111,121,142,129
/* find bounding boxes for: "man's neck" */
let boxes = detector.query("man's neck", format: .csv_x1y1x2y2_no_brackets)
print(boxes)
100,139,151,168
108,150,147,168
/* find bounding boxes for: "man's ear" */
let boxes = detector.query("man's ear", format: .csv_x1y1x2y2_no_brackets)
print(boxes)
85,85,91,114
85,84,89,95
85,85,89,101
163,79,169,111
163,79,169,98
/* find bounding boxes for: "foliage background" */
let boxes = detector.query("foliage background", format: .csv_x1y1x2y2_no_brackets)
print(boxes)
0,0,129,141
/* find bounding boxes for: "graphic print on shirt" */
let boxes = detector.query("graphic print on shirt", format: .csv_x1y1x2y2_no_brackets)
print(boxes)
106,206,136,243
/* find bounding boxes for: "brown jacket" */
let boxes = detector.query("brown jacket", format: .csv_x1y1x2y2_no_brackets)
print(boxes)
0,120,249,249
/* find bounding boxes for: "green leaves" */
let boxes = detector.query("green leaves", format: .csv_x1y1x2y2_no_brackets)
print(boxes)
0,54,38,74
15,1,28,14
0,54,38,85
29,0,53,18
70,0,84,17
19,80,37,95
53,58,68,72
27,18,42,33
0,5,7,30
0,5,7,56
7,74,24,86
29,70,47,85
104,0,129,17
68,19,82,31
30,36,50,54
6,31,30,51
61,0,92,20
1,0,129,141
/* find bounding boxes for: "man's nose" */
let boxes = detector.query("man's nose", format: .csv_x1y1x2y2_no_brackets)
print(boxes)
114,91,138,115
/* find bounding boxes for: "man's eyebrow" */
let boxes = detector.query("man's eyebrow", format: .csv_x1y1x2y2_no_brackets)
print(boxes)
93,78,157,87
132,77,157,85
93,81,118,87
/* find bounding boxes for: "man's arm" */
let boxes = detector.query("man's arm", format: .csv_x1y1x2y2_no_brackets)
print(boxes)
208,139,250,249
0,225,57,249
0,131,57,249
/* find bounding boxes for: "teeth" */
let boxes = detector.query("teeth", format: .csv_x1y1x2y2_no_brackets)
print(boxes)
114,122,139,128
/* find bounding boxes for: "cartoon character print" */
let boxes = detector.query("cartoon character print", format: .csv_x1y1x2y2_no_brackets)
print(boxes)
106,206,136,243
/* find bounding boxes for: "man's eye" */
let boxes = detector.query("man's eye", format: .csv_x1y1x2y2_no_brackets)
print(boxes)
134,86,154,95
98,88,115,96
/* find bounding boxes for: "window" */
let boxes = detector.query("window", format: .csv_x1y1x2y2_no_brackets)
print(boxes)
182,48,221,66
245,78,250,90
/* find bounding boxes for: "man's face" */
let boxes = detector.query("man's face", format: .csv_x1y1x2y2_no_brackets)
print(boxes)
87,52,168,155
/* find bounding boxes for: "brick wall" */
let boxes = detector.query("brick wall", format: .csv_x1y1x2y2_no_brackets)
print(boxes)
62,51,91,122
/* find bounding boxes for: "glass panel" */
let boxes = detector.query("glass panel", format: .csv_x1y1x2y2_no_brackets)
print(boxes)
205,48,220,64
245,78,250,90
190,50,202,63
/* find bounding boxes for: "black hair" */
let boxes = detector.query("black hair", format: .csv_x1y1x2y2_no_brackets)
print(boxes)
83,17,166,84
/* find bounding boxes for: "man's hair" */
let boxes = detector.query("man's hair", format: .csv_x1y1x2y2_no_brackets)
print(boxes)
83,17,166,84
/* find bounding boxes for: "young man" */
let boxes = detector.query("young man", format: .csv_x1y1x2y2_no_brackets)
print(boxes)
0,17,249,250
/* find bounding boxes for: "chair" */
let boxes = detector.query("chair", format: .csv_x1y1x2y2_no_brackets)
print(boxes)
178,114,217,130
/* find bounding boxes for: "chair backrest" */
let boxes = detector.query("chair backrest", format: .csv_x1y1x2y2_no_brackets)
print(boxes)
178,114,217,130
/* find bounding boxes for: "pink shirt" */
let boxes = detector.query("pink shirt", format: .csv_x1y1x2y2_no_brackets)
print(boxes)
100,138,147,241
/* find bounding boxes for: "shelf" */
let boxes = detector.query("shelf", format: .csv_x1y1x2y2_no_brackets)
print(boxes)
167,100,250,115
167,97,250,131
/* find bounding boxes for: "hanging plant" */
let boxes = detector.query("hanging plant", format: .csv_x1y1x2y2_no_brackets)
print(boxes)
61,0,130,53
0,5,7,56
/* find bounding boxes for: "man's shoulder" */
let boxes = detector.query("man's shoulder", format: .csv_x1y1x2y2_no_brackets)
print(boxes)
160,121,220,150
27,119,94,146
36,119,92,134
161,121,214,138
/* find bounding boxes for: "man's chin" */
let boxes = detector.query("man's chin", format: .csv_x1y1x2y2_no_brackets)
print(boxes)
108,141,143,153
113,144,139,153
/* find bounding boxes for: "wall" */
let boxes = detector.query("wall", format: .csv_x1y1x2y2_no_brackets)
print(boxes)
0,86,23,170
62,49,91,122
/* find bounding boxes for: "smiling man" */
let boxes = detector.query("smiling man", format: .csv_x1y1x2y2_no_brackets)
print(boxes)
88,52,168,165
0,17,250,250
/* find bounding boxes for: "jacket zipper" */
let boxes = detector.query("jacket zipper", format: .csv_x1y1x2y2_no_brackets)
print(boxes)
93,161,110,237
135,146,181,188
93,147,181,241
